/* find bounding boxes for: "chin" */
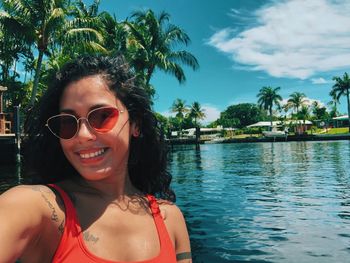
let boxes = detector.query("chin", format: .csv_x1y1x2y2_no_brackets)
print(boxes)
78,167,113,181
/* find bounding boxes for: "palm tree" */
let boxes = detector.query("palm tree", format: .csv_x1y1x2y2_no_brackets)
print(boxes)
287,92,306,114
0,21,31,82
311,101,326,120
331,72,350,132
125,10,199,98
0,0,69,106
298,105,310,134
171,98,188,137
99,12,127,53
311,101,320,118
189,101,205,127
257,86,282,128
63,0,106,55
328,88,339,118
0,0,106,107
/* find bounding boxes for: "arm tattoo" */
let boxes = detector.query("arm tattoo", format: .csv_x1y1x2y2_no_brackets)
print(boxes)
31,186,59,222
58,220,65,234
83,231,99,244
176,252,192,261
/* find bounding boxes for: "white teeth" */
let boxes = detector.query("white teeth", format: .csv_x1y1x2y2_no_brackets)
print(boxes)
79,148,105,159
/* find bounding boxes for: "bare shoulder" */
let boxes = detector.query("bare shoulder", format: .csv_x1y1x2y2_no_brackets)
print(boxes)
158,200,192,262
1,184,59,208
0,185,63,261
1,184,51,206
0,184,64,225
158,199,184,222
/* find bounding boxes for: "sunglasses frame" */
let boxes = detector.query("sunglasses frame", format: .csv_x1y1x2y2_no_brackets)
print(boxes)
45,106,124,140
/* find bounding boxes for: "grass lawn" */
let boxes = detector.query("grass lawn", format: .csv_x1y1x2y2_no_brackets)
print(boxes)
230,134,262,139
228,127,349,138
321,127,349,134
305,127,349,135
224,127,349,139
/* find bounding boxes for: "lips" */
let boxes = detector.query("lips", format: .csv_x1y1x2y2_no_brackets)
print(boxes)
76,147,108,163
79,148,105,159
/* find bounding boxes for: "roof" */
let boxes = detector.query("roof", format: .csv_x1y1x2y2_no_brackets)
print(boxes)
247,121,277,127
333,115,349,120
247,120,313,128
183,127,236,133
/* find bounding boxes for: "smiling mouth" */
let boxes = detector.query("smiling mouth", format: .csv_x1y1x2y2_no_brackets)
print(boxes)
79,148,106,159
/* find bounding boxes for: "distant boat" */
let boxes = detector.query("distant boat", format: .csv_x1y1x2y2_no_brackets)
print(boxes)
262,126,287,138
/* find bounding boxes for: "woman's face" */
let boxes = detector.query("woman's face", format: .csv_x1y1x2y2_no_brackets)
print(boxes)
58,75,137,182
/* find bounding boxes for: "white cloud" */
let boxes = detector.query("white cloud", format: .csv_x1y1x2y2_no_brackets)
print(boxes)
311,77,330,84
208,0,350,79
202,104,221,124
302,98,325,108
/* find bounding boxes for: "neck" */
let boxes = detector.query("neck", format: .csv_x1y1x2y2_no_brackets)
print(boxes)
71,173,142,202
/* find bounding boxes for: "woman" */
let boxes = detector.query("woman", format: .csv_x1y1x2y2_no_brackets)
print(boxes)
0,55,192,262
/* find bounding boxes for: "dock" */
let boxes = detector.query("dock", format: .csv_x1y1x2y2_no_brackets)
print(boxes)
0,86,21,164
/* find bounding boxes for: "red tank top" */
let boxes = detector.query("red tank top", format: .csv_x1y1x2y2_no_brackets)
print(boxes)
48,184,177,263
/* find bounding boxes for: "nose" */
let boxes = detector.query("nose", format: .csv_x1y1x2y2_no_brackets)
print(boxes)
76,118,96,141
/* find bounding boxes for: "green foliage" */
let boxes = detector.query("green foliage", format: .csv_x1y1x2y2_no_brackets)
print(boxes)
168,116,181,133
287,92,306,113
0,1,199,110
171,98,188,119
188,101,205,126
2,79,31,109
154,112,169,137
242,127,262,135
124,9,199,99
216,103,266,128
331,72,350,132
311,101,328,120
181,115,196,130
257,86,282,125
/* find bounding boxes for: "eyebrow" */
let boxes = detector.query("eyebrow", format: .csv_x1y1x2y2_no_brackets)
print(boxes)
60,104,111,114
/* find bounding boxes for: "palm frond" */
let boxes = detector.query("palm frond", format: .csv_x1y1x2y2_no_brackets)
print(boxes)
65,27,104,44
164,24,190,46
167,51,199,70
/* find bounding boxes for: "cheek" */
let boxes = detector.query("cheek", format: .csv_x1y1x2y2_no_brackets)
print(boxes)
59,140,72,159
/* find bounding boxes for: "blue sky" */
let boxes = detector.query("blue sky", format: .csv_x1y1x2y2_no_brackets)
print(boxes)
97,0,350,123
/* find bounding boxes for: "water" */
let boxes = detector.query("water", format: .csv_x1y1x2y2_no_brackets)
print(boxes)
1,141,350,262
169,141,350,263
0,162,24,193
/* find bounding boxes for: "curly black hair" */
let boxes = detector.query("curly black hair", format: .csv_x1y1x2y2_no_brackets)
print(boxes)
23,55,175,201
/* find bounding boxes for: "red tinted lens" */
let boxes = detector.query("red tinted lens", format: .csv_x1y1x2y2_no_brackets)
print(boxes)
88,107,119,132
48,115,77,139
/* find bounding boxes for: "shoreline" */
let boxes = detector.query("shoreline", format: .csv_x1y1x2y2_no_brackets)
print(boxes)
168,133,350,145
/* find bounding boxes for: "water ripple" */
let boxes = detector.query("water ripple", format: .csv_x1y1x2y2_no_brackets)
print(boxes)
170,141,350,262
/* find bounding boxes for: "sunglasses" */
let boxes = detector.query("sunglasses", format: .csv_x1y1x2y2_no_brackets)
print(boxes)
46,106,124,140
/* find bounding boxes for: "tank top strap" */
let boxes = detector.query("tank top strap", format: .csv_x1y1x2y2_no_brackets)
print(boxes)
146,194,161,216
146,194,176,260
47,184,80,237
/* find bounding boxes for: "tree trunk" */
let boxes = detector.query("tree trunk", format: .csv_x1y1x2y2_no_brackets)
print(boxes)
29,50,44,107
12,59,17,78
269,107,273,131
145,66,154,86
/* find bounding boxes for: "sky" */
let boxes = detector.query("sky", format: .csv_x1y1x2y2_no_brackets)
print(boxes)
97,0,350,124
